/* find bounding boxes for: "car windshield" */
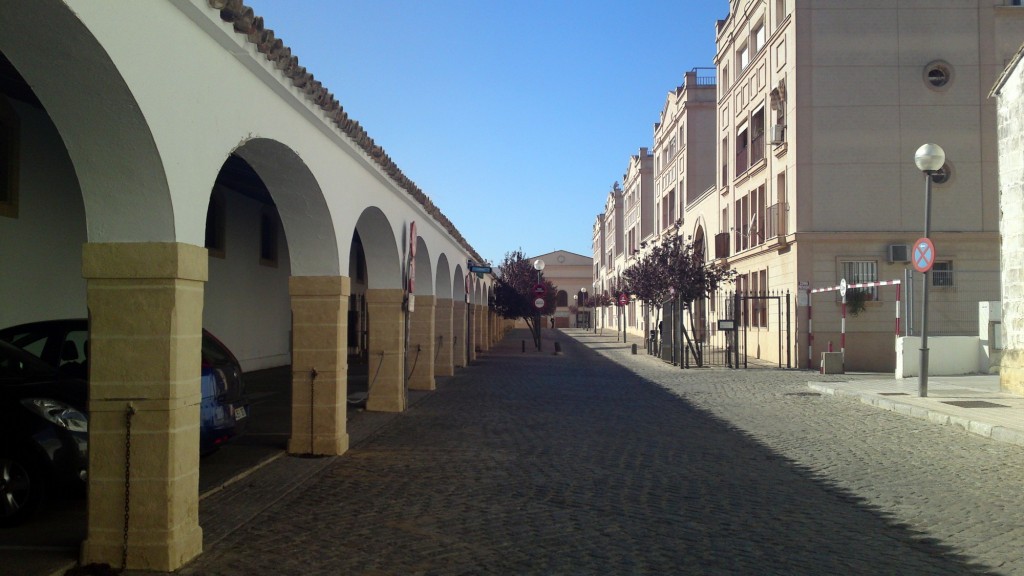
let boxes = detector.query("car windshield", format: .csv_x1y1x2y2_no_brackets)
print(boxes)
0,341,61,380
201,332,235,365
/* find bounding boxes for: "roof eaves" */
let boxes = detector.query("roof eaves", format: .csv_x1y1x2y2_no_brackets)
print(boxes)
209,0,484,264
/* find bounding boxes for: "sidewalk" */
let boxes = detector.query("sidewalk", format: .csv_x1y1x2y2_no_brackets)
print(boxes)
809,374,1024,447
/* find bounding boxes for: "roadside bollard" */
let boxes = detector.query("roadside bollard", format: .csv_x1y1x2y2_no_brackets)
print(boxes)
631,343,637,355
554,342,562,355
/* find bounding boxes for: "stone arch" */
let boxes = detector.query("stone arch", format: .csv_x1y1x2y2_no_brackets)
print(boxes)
692,219,707,263
435,254,453,300
0,1,174,242
354,207,402,289
413,236,433,296
233,139,339,276
452,264,467,303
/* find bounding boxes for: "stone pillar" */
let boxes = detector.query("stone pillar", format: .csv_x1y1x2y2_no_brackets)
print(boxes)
408,295,436,390
483,306,491,349
80,243,205,571
477,304,488,351
288,276,350,456
468,303,477,362
435,298,454,376
365,288,406,412
453,301,468,368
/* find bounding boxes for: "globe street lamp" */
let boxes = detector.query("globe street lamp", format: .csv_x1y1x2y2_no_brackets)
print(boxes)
534,259,545,350
581,287,588,330
914,143,945,398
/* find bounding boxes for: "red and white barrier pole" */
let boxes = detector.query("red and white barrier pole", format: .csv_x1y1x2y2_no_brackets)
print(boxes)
840,296,847,357
894,283,902,339
807,300,814,370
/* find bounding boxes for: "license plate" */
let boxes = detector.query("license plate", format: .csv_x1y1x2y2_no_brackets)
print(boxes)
234,406,247,420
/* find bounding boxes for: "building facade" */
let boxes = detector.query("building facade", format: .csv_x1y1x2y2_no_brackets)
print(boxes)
0,1,505,570
591,0,1024,372
707,0,1024,371
528,250,594,328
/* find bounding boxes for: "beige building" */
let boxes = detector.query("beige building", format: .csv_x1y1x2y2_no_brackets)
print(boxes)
592,69,719,342
705,0,1024,371
593,185,624,331
620,148,654,333
591,1,1024,371
655,69,719,246
530,250,594,328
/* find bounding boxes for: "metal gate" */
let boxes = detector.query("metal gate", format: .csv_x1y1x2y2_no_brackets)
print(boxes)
665,290,792,368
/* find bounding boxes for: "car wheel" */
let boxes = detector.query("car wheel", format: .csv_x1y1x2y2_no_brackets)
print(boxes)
0,455,43,526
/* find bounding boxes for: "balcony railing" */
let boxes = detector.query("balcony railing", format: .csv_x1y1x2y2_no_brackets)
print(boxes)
735,146,748,176
765,202,787,241
751,132,765,164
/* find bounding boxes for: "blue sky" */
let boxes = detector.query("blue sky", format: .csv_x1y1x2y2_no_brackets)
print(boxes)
245,0,729,265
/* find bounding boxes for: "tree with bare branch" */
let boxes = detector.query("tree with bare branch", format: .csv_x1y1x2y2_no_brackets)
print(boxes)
492,249,557,350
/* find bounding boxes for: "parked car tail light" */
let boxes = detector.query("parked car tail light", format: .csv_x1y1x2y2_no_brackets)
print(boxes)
22,398,88,432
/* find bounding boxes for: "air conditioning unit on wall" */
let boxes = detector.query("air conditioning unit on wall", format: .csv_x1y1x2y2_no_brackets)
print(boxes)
888,244,910,263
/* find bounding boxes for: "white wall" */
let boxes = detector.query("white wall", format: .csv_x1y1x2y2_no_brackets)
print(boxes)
0,99,87,328
204,189,292,371
896,336,983,378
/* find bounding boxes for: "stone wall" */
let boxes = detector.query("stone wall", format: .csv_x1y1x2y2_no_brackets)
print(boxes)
996,54,1024,396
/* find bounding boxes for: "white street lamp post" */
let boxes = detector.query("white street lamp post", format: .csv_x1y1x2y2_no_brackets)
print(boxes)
534,259,545,351
581,287,588,331
914,143,945,398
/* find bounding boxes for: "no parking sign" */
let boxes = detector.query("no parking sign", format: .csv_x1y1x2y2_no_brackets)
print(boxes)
912,237,935,273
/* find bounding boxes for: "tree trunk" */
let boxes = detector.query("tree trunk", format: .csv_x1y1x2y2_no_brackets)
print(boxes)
680,300,703,367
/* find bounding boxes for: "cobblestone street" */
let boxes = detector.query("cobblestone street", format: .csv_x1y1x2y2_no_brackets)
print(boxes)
143,329,1024,575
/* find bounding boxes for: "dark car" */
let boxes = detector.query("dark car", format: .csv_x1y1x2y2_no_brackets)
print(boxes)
0,319,249,455
0,340,88,526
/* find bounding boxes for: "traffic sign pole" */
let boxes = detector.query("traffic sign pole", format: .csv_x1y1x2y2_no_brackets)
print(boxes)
920,173,934,397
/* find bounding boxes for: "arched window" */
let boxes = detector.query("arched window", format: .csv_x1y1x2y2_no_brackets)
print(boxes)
556,290,568,307
693,226,706,262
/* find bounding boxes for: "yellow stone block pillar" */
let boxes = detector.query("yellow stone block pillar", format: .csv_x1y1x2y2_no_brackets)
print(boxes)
468,303,477,362
365,288,406,412
80,242,205,572
476,304,488,352
434,298,454,376
288,276,350,456
484,308,492,348
453,301,468,368
408,295,436,390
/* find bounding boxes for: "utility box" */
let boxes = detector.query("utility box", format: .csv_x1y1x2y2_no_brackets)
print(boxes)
820,352,844,374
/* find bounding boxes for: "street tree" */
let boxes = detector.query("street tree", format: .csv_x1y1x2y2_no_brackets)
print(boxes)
584,291,612,334
492,249,557,350
624,228,734,366
622,245,672,346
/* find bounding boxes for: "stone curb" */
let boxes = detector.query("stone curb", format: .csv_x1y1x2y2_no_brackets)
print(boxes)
809,382,1024,448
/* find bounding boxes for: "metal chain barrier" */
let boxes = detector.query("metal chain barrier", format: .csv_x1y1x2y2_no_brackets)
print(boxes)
122,402,136,571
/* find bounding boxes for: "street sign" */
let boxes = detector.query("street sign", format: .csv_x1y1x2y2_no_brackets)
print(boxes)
912,237,935,273
533,283,546,297
468,265,492,274
839,278,848,300
717,319,736,331
618,293,628,306
534,297,545,309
